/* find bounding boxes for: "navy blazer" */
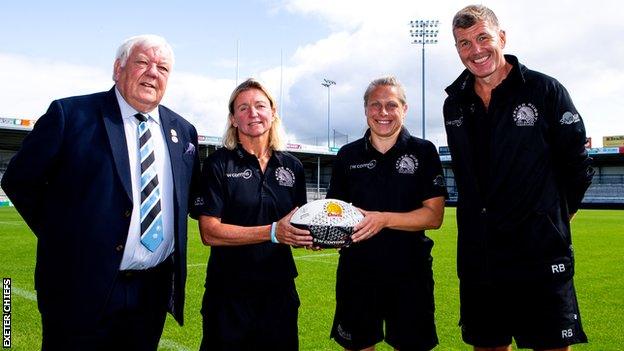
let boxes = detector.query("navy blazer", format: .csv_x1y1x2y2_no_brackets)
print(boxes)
1,87,200,328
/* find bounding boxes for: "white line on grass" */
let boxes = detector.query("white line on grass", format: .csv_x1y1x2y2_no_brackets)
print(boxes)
12,287,37,301
188,263,206,267
188,252,339,268
159,338,192,351
294,252,339,259
295,257,338,265
12,285,191,351
0,221,24,225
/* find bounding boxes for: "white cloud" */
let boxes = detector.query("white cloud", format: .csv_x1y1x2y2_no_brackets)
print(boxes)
2,0,623,148
0,52,236,138
164,73,234,137
276,0,624,146
0,53,111,119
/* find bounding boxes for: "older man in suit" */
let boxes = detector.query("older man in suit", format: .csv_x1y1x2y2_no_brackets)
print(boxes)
1,34,200,350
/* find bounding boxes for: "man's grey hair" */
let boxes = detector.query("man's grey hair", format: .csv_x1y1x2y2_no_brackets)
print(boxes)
113,34,174,80
363,76,407,107
452,5,500,31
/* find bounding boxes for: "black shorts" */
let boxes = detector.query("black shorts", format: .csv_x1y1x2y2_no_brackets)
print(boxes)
200,280,300,351
459,276,588,349
330,259,438,351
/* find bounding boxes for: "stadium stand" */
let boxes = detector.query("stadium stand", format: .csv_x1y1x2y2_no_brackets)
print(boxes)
583,175,624,206
1,118,623,208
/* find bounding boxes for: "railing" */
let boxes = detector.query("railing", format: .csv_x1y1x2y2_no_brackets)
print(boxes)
306,186,327,201
591,174,624,185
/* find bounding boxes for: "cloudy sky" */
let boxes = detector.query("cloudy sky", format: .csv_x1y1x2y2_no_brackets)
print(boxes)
1,0,622,148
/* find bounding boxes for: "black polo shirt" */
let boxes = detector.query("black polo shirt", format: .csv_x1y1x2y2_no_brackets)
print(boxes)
327,128,448,276
196,145,307,289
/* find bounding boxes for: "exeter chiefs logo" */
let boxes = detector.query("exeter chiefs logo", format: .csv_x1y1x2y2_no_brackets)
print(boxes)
395,154,418,174
513,103,539,126
193,196,205,206
560,111,580,125
433,175,446,187
275,166,295,187
325,201,344,217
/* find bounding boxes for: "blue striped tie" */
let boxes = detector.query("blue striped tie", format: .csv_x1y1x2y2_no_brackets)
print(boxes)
135,113,163,252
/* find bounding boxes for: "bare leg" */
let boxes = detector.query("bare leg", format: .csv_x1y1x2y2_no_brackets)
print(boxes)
345,346,375,351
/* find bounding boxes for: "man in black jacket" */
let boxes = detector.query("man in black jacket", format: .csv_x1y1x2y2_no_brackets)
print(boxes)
443,5,593,351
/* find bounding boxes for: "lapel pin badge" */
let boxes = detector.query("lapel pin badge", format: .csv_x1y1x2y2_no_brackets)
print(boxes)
170,129,179,143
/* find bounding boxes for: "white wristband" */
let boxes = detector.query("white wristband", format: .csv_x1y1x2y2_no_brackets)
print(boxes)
270,222,279,243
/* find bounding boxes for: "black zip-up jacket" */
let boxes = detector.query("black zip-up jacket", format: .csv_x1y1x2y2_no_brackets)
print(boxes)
443,55,594,283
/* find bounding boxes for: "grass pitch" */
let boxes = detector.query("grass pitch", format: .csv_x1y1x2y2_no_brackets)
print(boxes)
1,207,622,350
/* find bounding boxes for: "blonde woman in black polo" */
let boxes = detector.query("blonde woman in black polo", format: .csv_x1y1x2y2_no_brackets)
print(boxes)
195,78,313,351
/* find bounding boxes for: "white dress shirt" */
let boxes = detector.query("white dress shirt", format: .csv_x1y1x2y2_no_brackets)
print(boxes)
115,88,175,270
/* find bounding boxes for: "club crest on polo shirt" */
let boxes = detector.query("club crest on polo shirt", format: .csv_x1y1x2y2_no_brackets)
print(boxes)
349,159,377,170
193,196,205,206
226,169,253,179
433,174,446,187
560,111,581,125
275,166,295,187
513,103,539,126
396,154,418,174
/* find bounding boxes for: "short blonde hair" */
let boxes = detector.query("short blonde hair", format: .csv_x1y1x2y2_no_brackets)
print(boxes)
222,78,285,150
363,76,407,107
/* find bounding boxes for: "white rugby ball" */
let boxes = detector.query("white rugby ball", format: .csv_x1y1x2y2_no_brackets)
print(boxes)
290,199,363,248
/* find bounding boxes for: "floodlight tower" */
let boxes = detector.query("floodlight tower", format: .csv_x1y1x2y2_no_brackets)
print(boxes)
321,78,336,148
409,19,439,139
